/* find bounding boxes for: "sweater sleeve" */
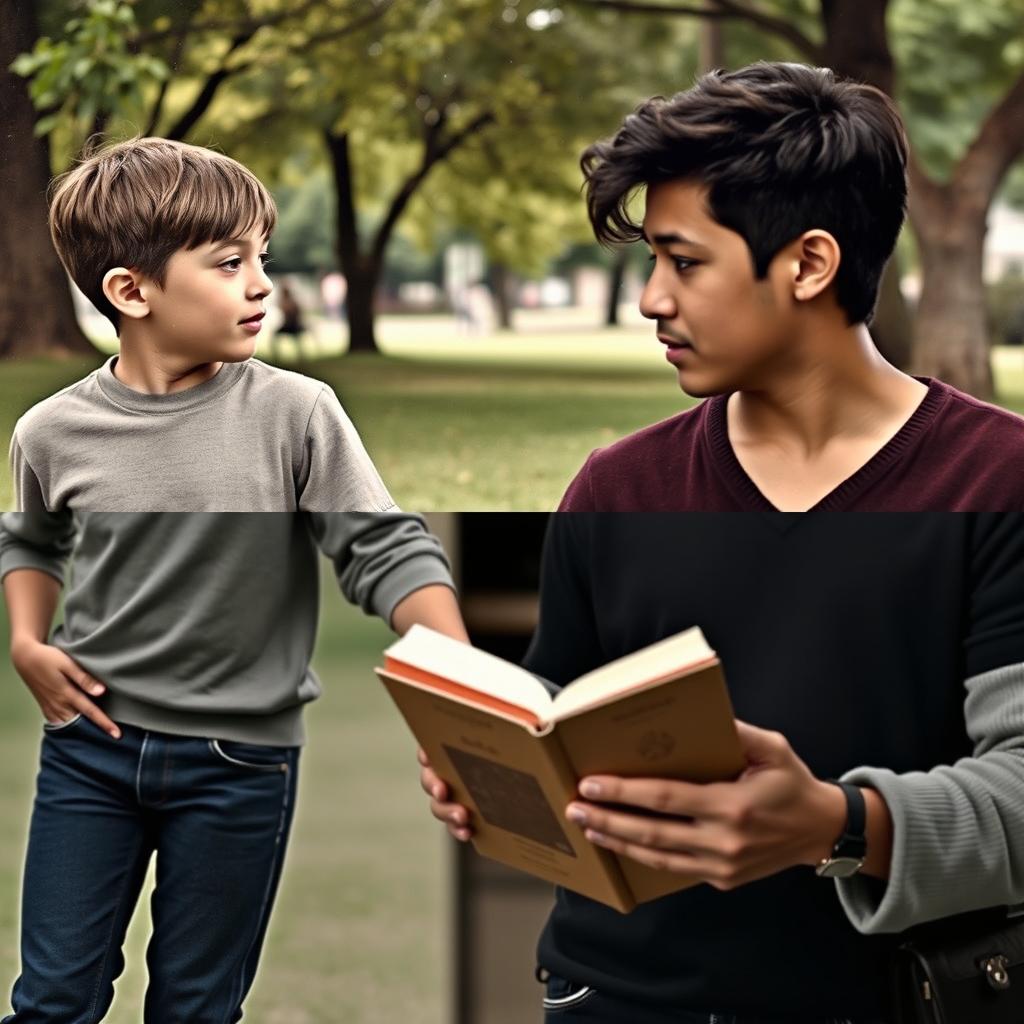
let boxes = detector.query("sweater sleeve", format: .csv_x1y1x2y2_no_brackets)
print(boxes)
9,429,48,514
297,387,396,512
307,512,455,626
0,511,77,584
835,661,1024,934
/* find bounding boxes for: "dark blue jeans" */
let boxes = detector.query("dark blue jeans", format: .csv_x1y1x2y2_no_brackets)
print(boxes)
541,972,889,1024
4,715,299,1023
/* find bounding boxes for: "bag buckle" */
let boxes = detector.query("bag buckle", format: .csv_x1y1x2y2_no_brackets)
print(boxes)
980,954,1011,990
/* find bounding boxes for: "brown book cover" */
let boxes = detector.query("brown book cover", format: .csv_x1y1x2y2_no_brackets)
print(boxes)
376,625,745,913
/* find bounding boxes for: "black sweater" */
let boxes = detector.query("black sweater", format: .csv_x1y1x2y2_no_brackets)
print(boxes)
523,513,1024,1020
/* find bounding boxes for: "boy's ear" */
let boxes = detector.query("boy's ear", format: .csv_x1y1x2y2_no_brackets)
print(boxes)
788,230,841,304
102,267,150,321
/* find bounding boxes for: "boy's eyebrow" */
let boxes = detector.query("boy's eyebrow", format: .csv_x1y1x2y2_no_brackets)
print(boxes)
641,229,705,249
209,236,271,251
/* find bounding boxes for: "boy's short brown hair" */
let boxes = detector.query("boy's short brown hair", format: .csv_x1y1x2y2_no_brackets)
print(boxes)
48,136,277,331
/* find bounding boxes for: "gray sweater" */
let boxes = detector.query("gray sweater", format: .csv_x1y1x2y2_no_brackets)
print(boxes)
0,512,454,745
10,357,394,512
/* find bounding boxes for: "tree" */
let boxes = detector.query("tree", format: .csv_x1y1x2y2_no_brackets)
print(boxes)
0,0,94,357
570,0,1024,399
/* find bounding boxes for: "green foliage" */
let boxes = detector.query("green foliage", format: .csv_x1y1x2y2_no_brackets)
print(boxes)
10,0,168,139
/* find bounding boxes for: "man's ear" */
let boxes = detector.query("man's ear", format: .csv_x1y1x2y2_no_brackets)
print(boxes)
788,230,841,304
101,267,150,321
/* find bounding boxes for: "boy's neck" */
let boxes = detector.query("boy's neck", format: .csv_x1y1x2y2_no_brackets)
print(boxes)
113,333,224,395
726,323,928,458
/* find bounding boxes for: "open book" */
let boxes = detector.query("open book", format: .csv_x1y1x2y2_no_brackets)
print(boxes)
377,624,744,913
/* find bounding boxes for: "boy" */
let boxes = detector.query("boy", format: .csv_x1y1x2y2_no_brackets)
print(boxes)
423,512,1024,1022
10,137,391,513
558,63,1024,511
0,510,467,1021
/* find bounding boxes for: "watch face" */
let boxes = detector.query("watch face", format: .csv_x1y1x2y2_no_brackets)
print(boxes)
816,857,865,879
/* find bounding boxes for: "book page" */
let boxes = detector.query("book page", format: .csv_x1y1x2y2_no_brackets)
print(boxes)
383,624,555,720
550,626,716,722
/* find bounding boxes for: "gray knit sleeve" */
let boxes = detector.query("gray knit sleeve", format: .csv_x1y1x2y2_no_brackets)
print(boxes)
296,387,395,512
835,661,1024,934
9,430,48,514
0,511,77,584
308,512,455,625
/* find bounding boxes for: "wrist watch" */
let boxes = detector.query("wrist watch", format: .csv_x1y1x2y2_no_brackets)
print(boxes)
815,779,867,878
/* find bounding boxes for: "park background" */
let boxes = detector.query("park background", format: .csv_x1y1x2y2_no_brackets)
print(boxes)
3,0,1024,1017
4,0,1024,510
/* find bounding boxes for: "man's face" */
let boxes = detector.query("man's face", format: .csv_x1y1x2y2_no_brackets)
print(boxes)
142,226,274,364
640,180,798,397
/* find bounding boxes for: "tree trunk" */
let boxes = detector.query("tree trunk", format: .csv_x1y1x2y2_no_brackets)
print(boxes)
0,0,95,359
345,264,380,353
488,262,514,330
604,251,627,327
910,209,993,398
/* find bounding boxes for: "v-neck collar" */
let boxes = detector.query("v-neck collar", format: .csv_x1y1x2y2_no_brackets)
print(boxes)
705,377,949,513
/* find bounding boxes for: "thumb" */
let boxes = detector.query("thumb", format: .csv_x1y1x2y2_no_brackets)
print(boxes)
733,719,792,766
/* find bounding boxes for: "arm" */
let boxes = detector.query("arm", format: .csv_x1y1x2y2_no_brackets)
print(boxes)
10,430,49,513
2,514,120,737
308,512,457,626
297,388,395,512
835,661,1024,933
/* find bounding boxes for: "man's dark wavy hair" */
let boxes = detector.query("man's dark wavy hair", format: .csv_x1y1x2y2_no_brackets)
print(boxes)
581,62,908,325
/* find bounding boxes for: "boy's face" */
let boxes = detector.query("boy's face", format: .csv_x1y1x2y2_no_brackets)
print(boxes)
141,226,273,364
639,180,800,398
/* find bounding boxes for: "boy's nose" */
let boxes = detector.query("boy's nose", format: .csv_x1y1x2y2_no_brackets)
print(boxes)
250,270,273,298
639,279,676,320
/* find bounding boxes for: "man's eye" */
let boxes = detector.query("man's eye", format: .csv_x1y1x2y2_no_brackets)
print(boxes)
647,253,697,273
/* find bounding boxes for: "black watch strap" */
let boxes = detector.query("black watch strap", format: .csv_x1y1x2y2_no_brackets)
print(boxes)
815,780,867,878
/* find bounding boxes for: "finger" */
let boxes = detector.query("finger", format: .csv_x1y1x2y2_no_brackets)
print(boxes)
420,766,449,801
58,655,106,697
733,720,791,764
578,775,725,820
67,693,121,739
430,797,470,828
416,747,429,767
567,800,709,855
583,827,704,876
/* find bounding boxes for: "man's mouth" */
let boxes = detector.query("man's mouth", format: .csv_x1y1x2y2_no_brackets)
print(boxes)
657,333,693,351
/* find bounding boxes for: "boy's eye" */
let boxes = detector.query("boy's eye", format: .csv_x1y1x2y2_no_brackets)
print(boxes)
259,252,273,268
647,253,697,274
219,254,273,272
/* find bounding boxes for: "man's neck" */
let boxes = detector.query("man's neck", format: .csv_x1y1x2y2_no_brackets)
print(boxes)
113,334,223,395
727,326,926,457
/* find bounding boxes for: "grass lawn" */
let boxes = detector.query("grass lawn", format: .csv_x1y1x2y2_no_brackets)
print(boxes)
0,570,449,1023
2,312,1023,511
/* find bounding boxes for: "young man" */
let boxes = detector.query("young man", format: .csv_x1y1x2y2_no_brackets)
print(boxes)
11,137,390,512
423,513,1024,1023
559,62,1024,511
1,510,467,1022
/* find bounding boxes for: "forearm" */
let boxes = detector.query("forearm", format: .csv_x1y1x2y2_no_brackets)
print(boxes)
806,780,893,880
391,583,468,640
4,568,60,649
835,662,1024,934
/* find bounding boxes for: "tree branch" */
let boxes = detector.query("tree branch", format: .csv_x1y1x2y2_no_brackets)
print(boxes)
369,109,497,270
568,0,823,62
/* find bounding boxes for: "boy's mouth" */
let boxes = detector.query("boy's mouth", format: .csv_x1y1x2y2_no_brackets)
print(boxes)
238,312,265,324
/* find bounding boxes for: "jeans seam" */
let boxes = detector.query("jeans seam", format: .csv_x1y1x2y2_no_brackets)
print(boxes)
223,756,292,1021
135,734,148,805
85,833,146,1023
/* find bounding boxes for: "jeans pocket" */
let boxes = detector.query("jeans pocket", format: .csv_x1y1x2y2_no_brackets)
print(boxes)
42,713,84,733
208,738,291,771
543,974,598,1014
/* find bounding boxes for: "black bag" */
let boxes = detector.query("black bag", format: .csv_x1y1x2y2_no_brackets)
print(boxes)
891,905,1024,1024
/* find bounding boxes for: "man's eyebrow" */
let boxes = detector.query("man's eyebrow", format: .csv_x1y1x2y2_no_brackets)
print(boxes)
641,230,705,248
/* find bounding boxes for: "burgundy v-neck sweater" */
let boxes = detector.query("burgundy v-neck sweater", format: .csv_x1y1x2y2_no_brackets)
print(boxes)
558,378,1024,511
